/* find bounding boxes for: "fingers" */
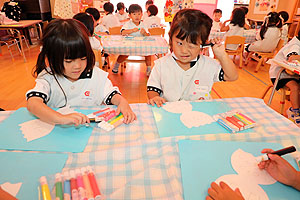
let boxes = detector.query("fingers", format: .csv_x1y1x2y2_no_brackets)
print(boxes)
261,148,274,154
219,181,231,190
207,182,220,199
234,188,243,198
122,111,136,124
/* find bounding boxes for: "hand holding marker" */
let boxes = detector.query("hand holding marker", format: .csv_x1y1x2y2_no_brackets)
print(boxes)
256,146,296,162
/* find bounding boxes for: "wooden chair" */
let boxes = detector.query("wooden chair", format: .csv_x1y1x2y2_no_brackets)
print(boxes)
93,49,105,71
148,27,165,37
245,39,284,73
224,35,246,68
261,84,290,115
109,26,122,35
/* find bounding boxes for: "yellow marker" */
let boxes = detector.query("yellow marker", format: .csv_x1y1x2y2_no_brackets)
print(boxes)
110,114,124,125
235,113,252,125
40,176,51,200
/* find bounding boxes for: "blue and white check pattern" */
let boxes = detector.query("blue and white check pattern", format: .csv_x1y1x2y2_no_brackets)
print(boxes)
102,35,169,56
209,29,257,43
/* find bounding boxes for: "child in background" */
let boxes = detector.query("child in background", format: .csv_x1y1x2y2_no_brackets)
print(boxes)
220,8,245,50
101,2,120,30
115,2,129,25
279,11,289,44
240,6,250,30
207,148,300,199
211,9,222,32
85,7,109,35
147,9,238,106
269,30,300,126
143,4,161,29
246,12,282,53
112,4,151,76
26,19,136,125
142,0,153,21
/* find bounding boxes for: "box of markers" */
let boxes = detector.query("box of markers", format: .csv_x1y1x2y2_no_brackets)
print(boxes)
39,166,101,200
212,110,256,133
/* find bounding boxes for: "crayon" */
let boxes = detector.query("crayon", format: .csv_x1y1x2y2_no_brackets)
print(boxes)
81,167,94,200
63,171,71,200
40,176,51,200
87,166,101,200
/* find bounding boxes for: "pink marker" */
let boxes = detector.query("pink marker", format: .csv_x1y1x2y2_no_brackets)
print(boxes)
104,112,116,122
93,108,110,115
75,169,87,200
87,166,101,200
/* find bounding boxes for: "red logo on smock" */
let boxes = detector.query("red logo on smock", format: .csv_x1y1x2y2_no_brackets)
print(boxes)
84,91,90,96
194,80,199,85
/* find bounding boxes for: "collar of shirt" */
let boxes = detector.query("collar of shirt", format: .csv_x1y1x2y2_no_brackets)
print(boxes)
171,52,200,68
79,69,93,79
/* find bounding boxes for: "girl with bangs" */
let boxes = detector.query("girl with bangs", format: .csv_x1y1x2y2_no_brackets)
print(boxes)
147,9,238,107
26,19,136,126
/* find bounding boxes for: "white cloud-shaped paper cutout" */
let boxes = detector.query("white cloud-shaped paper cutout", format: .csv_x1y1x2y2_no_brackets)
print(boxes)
1,182,22,197
180,111,214,128
162,101,192,114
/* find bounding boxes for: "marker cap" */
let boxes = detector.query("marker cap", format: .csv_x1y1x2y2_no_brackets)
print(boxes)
87,166,94,173
69,169,76,178
81,167,87,174
40,176,48,185
75,168,81,176
55,173,62,182
63,170,70,181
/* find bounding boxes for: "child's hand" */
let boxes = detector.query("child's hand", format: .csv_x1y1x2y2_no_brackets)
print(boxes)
132,28,139,33
148,96,166,107
211,37,226,59
207,181,244,200
140,28,147,35
60,113,90,126
115,99,137,124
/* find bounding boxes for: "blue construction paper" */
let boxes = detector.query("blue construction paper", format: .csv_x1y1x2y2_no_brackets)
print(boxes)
0,151,68,200
178,140,300,200
152,101,252,138
0,107,97,152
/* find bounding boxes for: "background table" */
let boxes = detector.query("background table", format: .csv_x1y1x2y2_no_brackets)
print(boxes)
101,35,169,56
209,29,257,43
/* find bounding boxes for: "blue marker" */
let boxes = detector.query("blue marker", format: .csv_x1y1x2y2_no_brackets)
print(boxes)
63,171,71,200
217,118,235,133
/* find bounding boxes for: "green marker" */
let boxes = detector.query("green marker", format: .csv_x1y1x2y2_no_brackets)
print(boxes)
55,173,63,200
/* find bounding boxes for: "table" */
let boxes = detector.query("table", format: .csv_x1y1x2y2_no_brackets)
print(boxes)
0,20,42,62
101,35,169,56
267,59,300,106
1,97,299,199
209,29,257,43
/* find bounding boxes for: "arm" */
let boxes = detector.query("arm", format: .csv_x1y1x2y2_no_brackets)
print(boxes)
220,20,230,32
27,97,89,126
147,91,166,107
140,28,150,36
211,38,238,81
121,28,139,36
111,94,136,124
206,181,244,200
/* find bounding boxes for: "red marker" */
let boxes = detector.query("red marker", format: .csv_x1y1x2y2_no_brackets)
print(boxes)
87,166,101,200
70,170,79,200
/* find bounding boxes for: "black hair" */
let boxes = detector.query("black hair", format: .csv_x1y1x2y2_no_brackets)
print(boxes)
85,7,100,21
128,4,142,14
260,12,282,39
73,13,95,36
103,2,114,14
297,29,300,40
117,2,125,10
213,9,222,14
230,8,245,28
147,5,158,16
146,0,153,6
240,6,248,15
279,11,289,22
34,19,95,77
169,9,212,49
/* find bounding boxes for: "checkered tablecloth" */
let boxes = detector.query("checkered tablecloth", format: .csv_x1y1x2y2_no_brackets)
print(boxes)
1,97,300,200
101,35,169,56
209,29,257,43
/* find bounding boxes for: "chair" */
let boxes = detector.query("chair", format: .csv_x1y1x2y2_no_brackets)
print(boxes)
109,26,122,35
224,35,246,68
261,84,290,115
148,27,165,37
93,49,104,71
245,39,284,73
0,32,21,60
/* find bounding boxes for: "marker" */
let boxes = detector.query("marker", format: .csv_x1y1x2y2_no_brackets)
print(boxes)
95,109,114,117
225,116,243,130
104,111,116,121
230,115,245,127
109,114,123,125
70,170,79,200
87,166,101,200
216,118,235,133
81,167,94,200
40,176,51,200
55,173,63,200
75,168,87,200
237,112,256,124
63,171,71,200
256,146,296,162
0,186,18,200
200,42,215,48
93,108,110,115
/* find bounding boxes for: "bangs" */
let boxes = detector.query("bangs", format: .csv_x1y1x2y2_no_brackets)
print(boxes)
63,37,88,60
176,27,200,45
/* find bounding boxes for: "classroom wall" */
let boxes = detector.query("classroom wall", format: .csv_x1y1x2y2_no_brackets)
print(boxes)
248,0,298,23
193,0,218,18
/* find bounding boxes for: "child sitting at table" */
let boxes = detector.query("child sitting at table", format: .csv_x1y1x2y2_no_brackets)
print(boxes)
85,7,109,35
279,11,289,44
143,4,161,29
115,2,129,25
112,4,151,76
269,30,300,126
240,6,250,30
142,0,154,21
220,8,245,50
245,12,282,53
147,9,238,106
101,2,121,30
211,9,222,32
26,19,136,125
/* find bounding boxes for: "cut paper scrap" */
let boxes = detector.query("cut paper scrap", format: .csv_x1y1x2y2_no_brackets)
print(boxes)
1,182,22,197
215,149,277,200
0,151,68,200
152,101,246,137
0,107,95,152
19,107,77,142
178,140,300,200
